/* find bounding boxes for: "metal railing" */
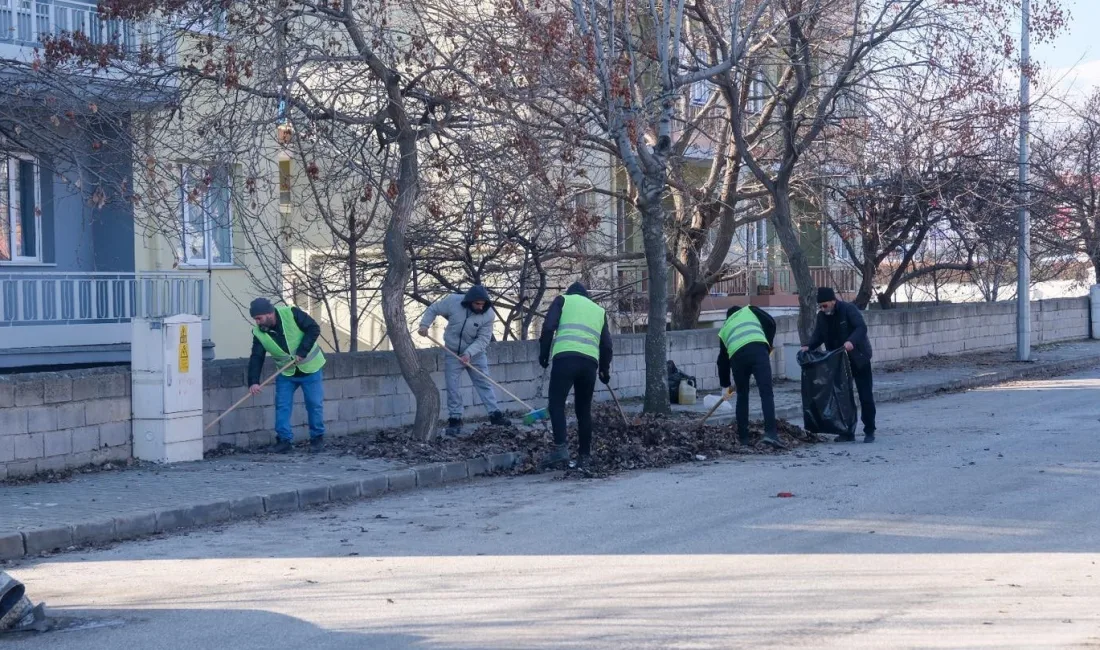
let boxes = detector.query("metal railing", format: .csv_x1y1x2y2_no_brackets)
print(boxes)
0,0,172,61
0,271,210,326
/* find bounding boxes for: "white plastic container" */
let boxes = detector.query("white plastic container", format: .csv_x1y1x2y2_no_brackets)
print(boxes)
702,393,733,413
678,380,697,405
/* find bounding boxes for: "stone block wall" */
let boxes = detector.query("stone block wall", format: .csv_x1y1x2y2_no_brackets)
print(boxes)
0,368,132,479
0,296,1091,476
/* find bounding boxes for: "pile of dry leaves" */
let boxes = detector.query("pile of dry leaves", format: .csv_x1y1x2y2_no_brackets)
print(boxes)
326,404,822,478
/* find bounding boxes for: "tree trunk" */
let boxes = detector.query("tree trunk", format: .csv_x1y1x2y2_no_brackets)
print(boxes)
670,283,708,330
771,190,817,341
381,127,440,441
639,189,670,415
853,259,876,309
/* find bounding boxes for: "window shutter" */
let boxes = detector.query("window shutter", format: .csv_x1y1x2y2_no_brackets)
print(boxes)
39,159,54,264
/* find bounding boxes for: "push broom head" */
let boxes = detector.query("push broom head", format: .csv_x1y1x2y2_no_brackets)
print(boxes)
523,408,549,425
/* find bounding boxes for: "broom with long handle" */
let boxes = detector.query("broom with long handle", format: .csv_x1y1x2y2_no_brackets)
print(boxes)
204,359,298,432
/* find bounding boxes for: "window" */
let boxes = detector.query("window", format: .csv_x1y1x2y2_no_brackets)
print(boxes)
180,163,233,265
746,219,767,264
689,49,713,107
278,159,292,207
616,195,637,253
0,155,42,263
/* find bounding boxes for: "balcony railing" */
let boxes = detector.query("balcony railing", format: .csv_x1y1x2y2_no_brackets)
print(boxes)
0,271,210,353
0,0,172,61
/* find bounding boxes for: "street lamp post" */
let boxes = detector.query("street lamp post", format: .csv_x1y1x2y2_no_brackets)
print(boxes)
1017,0,1031,361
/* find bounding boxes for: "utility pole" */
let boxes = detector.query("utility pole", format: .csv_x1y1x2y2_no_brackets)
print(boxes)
1017,0,1031,361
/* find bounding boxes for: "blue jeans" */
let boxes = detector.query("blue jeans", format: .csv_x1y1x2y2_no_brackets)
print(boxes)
444,352,499,419
275,371,325,442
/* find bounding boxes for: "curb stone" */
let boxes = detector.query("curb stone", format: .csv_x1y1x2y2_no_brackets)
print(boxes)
3,354,1098,562
0,457,522,562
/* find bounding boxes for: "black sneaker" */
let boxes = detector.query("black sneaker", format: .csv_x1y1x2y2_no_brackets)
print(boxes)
489,411,510,426
761,434,787,450
574,454,592,470
272,440,293,454
445,418,463,437
835,433,856,443
539,445,570,470
310,436,326,453
737,432,752,447
864,432,876,443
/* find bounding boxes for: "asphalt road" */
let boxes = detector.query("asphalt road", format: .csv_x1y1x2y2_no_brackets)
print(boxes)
4,368,1100,649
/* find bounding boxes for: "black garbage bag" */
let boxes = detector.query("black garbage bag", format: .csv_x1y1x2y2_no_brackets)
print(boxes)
666,360,696,405
797,349,857,436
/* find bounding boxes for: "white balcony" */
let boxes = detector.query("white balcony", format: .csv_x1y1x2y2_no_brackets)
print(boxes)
0,271,211,368
0,0,172,65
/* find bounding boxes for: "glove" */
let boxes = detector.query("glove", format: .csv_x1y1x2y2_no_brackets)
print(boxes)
539,356,549,369
599,369,610,385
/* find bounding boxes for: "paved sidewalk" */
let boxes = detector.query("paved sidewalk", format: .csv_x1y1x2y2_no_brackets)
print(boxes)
2,339,1099,561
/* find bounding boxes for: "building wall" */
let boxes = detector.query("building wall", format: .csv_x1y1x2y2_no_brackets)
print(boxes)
1,297,1090,477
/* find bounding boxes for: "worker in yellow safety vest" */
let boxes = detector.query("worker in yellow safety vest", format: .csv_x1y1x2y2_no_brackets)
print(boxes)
537,282,613,469
248,298,327,454
717,305,784,449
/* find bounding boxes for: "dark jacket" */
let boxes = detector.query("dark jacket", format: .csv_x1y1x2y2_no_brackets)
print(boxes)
248,306,322,384
539,282,613,375
806,300,873,367
716,305,776,388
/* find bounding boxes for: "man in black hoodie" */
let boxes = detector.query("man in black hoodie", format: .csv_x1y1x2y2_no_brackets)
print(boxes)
801,287,876,442
538,282,614,469
716,305,783,449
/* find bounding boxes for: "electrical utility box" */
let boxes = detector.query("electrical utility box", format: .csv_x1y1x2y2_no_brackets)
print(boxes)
131,314,204,463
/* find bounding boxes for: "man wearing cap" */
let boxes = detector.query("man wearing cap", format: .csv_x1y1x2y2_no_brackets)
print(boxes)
716,304,784,449
801,287,876,442
537,282,613,469
247,298,327,454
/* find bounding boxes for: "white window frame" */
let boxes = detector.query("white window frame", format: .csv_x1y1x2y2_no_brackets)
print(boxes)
0,153,43,264
179,163,234,266
749,219,768,264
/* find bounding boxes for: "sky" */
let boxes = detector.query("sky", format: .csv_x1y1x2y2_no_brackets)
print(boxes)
1033,0,1100,99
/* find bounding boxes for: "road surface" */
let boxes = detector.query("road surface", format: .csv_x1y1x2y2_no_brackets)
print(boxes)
5,368,1100,648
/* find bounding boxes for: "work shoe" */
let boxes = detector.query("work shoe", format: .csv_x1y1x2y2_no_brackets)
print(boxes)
864,432,876,443
445,418,463,437
835,433,856,443
737,432,752,447
539,445,570,470
489,411,510,427
310,436,326,453
573,454,592,470
761,433,787,450
272,440,293,454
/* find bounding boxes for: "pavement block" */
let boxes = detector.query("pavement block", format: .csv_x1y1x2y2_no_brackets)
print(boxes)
0,532,24,559
189,501,232,527
360,475,388,497
442,461,468,483
264,490,300,513
488,452,516,472
22,526,74,554
414,464,444,487
230,496,265,519
330,481,361,502
386,469,417,492
156,508,195,532
73,520,117,546
298,485,331,508
467,456,491,477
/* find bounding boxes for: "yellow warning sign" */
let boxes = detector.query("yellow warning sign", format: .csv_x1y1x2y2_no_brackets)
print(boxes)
178,325,190,373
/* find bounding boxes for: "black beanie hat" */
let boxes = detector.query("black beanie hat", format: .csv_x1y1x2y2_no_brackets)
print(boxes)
816,287,837,303
249,298,275,317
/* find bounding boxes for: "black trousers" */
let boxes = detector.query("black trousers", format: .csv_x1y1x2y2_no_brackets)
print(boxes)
548,354,598,456
851,361,876,434
732,342,776,438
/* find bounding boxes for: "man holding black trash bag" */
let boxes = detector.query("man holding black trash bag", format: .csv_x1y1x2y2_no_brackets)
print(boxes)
716,304,785,449
800,287,876,442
